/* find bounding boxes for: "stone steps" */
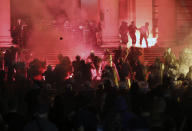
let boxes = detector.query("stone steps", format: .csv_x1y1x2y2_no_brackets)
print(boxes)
143,46,165,65
45,46,105,67
44,43,164,67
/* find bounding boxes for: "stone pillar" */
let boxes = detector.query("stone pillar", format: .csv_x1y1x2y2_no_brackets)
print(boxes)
119,0,128,21
81,0,99,21
158,0,176,47
100,0,120,48
127,0,136,23
0,0,13,47
135,0,153,31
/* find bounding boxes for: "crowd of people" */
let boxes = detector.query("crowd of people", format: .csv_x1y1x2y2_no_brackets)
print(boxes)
1,45,192,131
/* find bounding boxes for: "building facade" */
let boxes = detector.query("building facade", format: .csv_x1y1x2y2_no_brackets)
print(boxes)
1,0,191,48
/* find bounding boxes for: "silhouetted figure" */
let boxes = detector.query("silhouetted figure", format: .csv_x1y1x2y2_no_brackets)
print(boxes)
127,47,142,68
28,59,46,81
139,22,149,47
0,70,5,85
129,21,137,46
54,55,72,84
79,60,92,82
96,22,102,45
113,46,124,65
119,21,129,45
43,65,54,84
88,51,102,73
164,48,176,69
4,47,17,82
11,19,22,45
72,55,81,80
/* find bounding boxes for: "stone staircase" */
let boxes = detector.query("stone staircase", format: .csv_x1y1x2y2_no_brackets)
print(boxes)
176,0,192,43
143,45,165,66
44,43,165,67
45,46,106,67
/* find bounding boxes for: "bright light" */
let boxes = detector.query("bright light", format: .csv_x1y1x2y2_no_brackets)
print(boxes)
79,25,83,29
127,30,157,48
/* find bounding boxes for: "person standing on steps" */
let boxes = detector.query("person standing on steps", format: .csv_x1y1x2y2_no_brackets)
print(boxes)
128,21,137,47
139,22,149,48
119,21,129,45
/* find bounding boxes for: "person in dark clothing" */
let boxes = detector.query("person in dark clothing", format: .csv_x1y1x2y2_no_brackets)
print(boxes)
43,65,54,84
4,47,17,82
139,22,149,47
134,61,146,81
11,19,22,45
118,60,132,81
72,55,82,80
113,46,124,65
128,21,137,46
127,47,142,70
79,60,92,82
119,21,129,45
0,70,5,84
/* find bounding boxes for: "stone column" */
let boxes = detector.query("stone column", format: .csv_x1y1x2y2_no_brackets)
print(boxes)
119,0,128,21
100,0,120,48
158,0,176,47
127,0,136,23
135,0,153,31
0,0,13,47
81,0,99,21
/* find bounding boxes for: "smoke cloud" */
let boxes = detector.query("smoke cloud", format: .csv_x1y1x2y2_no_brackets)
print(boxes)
13,0,93,62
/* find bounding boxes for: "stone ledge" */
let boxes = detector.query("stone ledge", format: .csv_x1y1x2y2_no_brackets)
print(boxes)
0,42,16,48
